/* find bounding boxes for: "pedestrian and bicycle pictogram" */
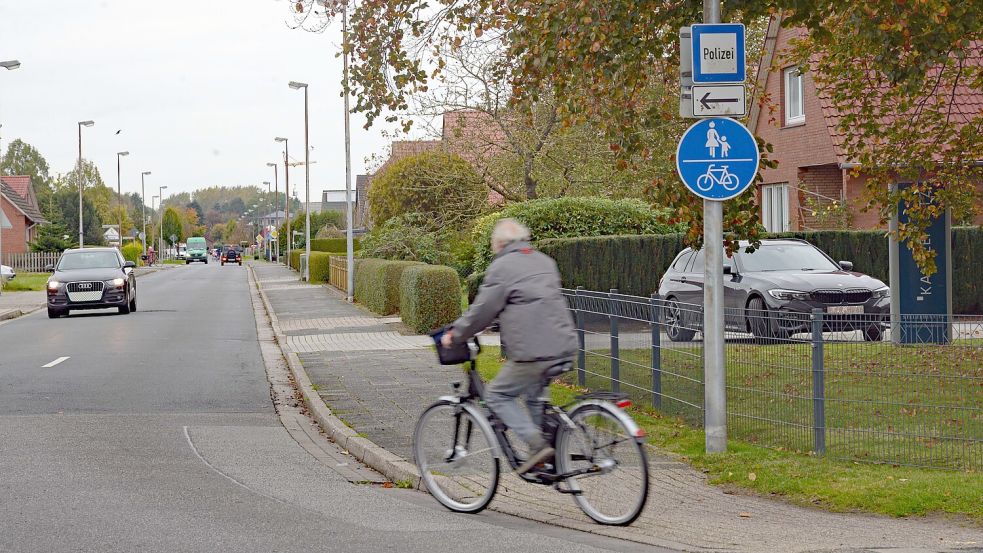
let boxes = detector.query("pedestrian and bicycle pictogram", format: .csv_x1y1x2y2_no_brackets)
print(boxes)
675,117,759,200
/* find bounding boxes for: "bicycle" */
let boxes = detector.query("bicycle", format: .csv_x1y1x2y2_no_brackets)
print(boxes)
413,337,650,526
696,164,739,192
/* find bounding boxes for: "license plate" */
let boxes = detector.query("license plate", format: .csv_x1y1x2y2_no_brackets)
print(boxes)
828,305,864,315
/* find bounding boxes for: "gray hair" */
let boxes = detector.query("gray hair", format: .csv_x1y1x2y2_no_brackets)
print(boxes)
491,218,531,253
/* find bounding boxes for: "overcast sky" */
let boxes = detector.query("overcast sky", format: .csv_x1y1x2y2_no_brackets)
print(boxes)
0,0,395,204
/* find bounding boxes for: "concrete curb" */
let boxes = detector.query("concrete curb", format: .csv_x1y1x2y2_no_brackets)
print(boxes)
0,309,24,321
247,263,423,488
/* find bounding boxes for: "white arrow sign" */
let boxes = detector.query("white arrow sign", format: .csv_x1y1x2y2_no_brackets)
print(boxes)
692,84,746,117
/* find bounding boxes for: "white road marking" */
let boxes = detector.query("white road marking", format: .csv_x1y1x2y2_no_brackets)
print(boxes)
42,356,70,368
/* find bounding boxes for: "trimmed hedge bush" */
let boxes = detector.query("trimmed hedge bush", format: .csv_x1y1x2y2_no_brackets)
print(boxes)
308,251,343,284
538,234,687,296
121,241,143,265
289,249,302,271
400,265,462,333
311,238,360,253
471,197,681,273
538,227,983,314
354,259,424,315
465,271,485,304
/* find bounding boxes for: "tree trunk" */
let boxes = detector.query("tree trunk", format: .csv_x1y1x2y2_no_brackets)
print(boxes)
524,174,538,200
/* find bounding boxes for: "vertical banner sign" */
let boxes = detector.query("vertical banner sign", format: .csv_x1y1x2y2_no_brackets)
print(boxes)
897,185,952,343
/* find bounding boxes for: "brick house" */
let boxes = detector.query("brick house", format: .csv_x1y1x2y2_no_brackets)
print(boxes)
748,19,983,232
1,175,47,256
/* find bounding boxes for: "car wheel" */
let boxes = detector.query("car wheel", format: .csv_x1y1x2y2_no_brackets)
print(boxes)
47,307,64,319
118,295,131,315
747,297,787,344
664,298,696,342
863,324,882,342
221,261,225,266
129,294,137,312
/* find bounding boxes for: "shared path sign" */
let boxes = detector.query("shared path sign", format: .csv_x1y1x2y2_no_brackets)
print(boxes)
675,117,758,201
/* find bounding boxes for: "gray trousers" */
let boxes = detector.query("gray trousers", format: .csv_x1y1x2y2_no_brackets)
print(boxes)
485,360,556,451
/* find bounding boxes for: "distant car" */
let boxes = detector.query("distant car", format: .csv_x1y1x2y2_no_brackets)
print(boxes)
46,247,137,318
221,249,241,266
657,239,890,342
1,264,15,283
176,244,188,260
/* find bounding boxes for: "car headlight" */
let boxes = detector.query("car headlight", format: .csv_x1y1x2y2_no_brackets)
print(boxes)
47,280,61,290
107,278,126,287
872,286,890,299
768,289,810,301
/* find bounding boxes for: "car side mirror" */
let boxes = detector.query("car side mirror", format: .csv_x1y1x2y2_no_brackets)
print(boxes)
123,261,137,269
838,261,854,271
45,264,55,273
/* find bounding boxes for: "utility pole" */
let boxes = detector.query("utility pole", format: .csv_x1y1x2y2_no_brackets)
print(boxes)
267,162,279,263
275,137,290,268
141,171,151,254
116,151,129,246
77,120,94,247
342,1,355,302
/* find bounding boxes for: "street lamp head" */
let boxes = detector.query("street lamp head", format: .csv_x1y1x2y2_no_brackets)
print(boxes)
267,162,276,167
0,60,20,70
142,171,152,176
263,181,270,185
288,81,309,90
117,151,129,157
274,137,287,143
161,185,168,191
79,120,94,127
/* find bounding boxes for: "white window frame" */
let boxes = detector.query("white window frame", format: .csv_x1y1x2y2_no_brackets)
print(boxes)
761,184,790,232
784,67,805,126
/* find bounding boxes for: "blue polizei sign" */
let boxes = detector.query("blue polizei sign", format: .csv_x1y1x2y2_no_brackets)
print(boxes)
691,23,746,83
675,117,759,201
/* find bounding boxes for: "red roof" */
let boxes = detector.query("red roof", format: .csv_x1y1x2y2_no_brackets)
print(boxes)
0,175,31,200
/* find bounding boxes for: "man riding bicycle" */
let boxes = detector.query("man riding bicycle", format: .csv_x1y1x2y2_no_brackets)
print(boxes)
441,218,578,474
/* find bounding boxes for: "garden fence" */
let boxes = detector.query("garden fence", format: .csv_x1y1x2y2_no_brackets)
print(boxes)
562,287,983,471
3,252,61,272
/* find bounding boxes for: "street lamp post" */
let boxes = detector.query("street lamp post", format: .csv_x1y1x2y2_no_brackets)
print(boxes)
267,162,279,263
274,137,290,269
77,120,94,247
159,185,168,259
141,171,151,254
116,151,129,246
288,81,310,282
0,60,20,292
263,181,272,261
151,195,159,257
341,5,355,302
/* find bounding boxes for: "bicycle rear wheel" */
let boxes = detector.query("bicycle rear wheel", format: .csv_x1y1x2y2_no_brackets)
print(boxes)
555,403,649,525
413,400,500,513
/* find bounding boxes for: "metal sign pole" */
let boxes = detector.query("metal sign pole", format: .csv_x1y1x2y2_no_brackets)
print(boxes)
702,0,727,454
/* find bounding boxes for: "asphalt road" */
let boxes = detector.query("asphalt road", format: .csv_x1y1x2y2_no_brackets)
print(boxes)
0,263,665,553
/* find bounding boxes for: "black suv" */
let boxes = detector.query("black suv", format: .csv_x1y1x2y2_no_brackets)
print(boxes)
657,239,890,342
221,248,241,266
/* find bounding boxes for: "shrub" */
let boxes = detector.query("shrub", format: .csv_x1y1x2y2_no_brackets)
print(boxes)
353,259,424,315
465,271,485,304
399,265,463,333
308,251,342,284
368,150,486,229
471,197,681,272
289,249,302,271
538,234,687,296
311,238,361,253
121,241,143,265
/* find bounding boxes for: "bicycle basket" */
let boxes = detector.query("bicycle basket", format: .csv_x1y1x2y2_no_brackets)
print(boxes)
429,327,475,365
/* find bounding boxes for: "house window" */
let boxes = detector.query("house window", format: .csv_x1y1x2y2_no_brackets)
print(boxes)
784,67,804,125
761,184,790,232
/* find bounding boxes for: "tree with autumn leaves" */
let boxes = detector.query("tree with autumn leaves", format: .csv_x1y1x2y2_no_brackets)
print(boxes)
290,0,981,272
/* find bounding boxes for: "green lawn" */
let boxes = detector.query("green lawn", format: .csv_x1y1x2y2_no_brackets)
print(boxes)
2,273,49,292
472,346,983,520
578,341,983,471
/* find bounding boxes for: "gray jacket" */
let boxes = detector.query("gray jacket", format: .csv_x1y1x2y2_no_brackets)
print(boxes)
451,241,578,363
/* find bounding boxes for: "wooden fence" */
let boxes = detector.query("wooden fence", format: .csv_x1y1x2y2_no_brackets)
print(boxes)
3,252,61,272
329,255,349,293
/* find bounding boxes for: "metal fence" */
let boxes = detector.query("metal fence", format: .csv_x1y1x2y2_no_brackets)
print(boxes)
3,252,60,272
563,287,983,471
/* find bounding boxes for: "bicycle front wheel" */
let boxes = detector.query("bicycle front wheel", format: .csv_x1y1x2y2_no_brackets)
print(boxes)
413,400,500,514
555,403,649,525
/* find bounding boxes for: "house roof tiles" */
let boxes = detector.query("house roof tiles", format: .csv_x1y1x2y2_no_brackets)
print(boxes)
0,180,47,224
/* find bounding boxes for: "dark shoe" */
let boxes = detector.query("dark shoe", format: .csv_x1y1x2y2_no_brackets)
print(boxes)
516,447,555,474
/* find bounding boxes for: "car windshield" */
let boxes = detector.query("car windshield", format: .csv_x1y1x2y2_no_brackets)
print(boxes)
58,251,120,270
737,244,838,272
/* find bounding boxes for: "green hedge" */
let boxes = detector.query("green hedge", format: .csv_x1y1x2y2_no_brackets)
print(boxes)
471,197,681,273
121,241,143,265
311,238,361,253
308,251,342,283
289,250,302,271
400,265,462,333
465,271,485,304
537,227,983,314
538,234,687,296
354,259,424,315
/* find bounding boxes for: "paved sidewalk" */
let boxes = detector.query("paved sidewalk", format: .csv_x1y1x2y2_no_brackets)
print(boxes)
251,262,983,553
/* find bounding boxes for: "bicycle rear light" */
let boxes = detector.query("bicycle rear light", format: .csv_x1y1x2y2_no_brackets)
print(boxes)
616,399,632,409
